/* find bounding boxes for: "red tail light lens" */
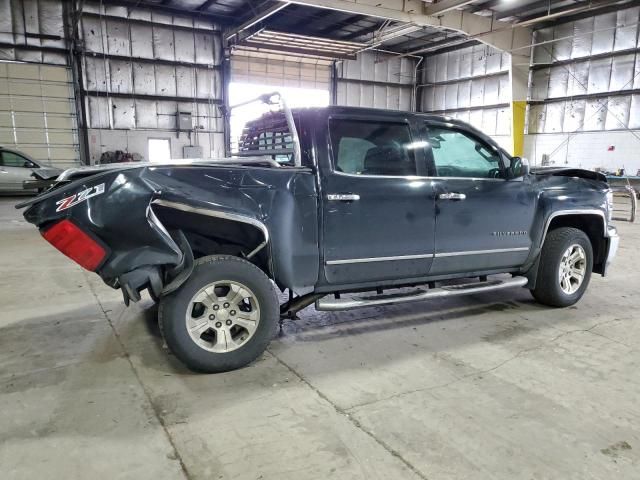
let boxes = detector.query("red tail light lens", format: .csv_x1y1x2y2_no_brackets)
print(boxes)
42,219,107,271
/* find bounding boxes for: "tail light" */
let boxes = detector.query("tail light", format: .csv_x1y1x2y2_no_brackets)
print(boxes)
42,219,107,271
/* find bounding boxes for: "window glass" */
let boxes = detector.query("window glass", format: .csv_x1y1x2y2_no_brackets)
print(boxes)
329,119,417,176
1,152,29,168
427,126,502,179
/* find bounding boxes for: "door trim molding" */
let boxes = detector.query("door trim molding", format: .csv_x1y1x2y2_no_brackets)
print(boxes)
326,253,434,265
434,247,530,258
325,247,530,265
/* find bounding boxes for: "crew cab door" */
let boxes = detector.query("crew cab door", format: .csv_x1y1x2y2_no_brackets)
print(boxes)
424,121,536,275
318,113,436,286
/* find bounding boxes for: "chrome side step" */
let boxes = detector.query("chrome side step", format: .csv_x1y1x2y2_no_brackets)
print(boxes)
315,276,528,311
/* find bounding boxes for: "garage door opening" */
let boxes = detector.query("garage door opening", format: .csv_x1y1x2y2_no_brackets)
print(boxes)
148,138,171,162
229,83,330,153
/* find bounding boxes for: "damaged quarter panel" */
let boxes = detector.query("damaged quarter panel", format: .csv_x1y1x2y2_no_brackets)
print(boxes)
23,164,319,292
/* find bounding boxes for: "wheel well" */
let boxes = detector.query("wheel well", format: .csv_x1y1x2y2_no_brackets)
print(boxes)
546,214,607,274
152,205,271,275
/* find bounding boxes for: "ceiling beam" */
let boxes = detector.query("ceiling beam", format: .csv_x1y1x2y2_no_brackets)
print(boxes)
424,0,478,16
226,2,291,40
281,0,532,53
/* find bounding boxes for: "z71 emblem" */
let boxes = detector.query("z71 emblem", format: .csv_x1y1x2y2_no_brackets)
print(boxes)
56,183,105,212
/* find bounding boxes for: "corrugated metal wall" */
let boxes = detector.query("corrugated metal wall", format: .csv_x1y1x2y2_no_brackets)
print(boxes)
80,2,225,161
0,0,79,167
419,45,511,138
336,51,415,111
528,6,640,134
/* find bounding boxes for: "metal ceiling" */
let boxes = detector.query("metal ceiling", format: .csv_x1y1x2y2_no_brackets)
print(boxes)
101,0,640,57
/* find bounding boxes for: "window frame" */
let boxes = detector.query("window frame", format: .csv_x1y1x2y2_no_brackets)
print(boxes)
327,114,427,178
423,121,508,181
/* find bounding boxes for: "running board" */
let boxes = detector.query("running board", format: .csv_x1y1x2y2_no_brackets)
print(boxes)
315,276,528,311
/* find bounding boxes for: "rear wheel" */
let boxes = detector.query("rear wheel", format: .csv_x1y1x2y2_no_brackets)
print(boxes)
531,227,593,307
159,255,279,373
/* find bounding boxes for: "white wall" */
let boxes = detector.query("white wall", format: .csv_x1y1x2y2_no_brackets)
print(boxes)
524,131,640,174
87,128,224,163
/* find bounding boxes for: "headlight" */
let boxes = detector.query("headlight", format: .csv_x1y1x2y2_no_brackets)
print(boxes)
606,190,614,222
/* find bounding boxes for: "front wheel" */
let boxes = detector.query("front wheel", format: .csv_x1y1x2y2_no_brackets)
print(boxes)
531,227,593,307
159,255,279,373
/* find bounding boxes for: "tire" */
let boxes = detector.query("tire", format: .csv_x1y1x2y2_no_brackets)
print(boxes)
531,227,593,307
159,255,279,373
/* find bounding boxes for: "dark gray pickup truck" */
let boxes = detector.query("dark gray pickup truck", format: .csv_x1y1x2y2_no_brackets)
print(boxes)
17,95,619,372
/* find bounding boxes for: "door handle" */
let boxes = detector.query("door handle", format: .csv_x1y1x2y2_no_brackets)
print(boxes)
327,193,360,202
438,192,466,201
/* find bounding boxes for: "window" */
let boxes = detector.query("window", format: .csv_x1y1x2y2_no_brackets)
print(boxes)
427,126,502,179
329,119,417,176
1,152,30,168
148,139,171,162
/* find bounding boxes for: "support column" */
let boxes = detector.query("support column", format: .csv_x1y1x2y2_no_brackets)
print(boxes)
509,27,532,158
510,53,529,157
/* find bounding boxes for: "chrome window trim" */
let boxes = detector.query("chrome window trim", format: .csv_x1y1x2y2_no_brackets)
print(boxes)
150,199,270,245
330,170,506,181
540,209,607,247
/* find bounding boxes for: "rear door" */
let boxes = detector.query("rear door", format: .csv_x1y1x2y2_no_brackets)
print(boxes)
424,121,537,275
318,112,436,286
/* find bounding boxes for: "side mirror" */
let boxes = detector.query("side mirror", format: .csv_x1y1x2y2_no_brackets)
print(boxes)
24,161,36,168
509,156,529,178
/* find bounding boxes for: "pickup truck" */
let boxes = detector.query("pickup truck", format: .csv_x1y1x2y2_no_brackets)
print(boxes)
17,95,619,373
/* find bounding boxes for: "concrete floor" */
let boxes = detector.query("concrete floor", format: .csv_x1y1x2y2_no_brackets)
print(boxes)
0,196,638,480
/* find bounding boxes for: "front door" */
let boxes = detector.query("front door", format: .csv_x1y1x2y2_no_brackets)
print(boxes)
424,122,537,275
319,114,436,286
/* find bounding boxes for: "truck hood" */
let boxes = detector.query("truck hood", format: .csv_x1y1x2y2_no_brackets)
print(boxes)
530,166,607,183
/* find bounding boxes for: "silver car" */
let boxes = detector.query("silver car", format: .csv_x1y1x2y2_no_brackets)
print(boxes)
0,147,62,193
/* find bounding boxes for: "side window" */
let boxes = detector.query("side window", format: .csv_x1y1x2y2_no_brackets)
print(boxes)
1,152,30,168
426,126,502,179
329,119,417,176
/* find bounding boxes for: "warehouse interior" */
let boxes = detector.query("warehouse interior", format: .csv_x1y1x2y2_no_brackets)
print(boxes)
1,0,640,478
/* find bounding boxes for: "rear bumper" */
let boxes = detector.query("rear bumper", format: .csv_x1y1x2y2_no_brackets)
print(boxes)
603,226,619,276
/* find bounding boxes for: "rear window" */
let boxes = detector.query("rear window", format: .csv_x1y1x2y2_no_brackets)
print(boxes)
329,119,417,176
237,112,296,165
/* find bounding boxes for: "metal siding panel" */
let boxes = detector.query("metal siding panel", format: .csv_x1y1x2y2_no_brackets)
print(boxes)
563,99,585,132
604,95,630,130
544,102,565,133
131,24,154,58
457,80,471,108
133,63,156,95
584,98,607,131
484,76,500,104
447,50,460,80
470,77,484,107
587,57,612,94
552,22,574,61
459,46,472,78
610,54,635,91
472,45,486,76
572,18,594,58
174,30,195,63
614,7,639,51
153,26,175,61
106,19,130,56
629,94,640,128
548,66,569,98
592,13,616,55
109,60,132,94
